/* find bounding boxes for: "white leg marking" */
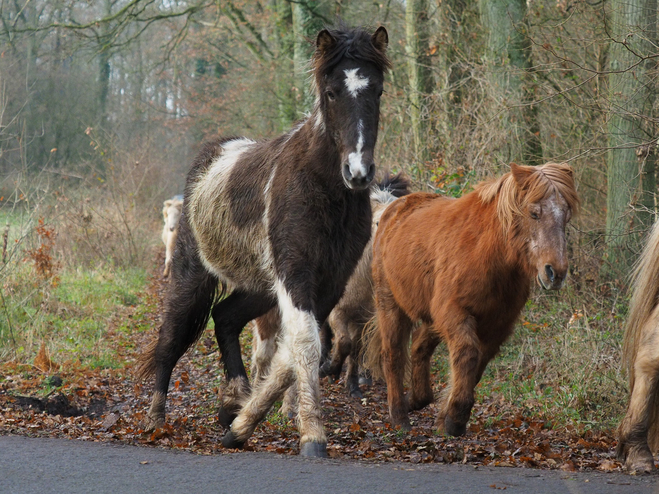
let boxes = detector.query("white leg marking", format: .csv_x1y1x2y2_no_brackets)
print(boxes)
275,281,326,444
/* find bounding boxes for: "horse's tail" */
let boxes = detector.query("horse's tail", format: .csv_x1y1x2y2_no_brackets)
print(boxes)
377,172,411,198
136,212,223,382
622,219,659,449
362,315,384,380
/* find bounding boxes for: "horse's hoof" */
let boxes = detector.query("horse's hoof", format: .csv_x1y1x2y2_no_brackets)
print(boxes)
348,387,363,399
391,416,412,432
444,414,467,437
217,407,236,428
627,458,655,474
144,415,165,432
408,396,433,412
358,376,372,386
300,441,327,458
221,430,245,449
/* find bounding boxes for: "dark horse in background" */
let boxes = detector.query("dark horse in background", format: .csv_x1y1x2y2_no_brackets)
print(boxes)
365,163,579,437
137,25,390,457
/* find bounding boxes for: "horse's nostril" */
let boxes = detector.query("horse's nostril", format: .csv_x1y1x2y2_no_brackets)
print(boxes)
343,163,351,180
367,162,376,181
545,264,555,282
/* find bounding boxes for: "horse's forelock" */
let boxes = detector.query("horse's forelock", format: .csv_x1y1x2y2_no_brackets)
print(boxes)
311,27,391,94
478,162,579,234
522,163,580,215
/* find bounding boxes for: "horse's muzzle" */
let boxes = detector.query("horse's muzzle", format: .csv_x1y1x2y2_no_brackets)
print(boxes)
538,264,565,290
343,161,376,190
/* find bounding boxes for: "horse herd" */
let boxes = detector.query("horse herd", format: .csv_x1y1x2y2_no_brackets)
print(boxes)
139,25,658,473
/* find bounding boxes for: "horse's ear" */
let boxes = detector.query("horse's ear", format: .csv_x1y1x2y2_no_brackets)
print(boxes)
510,163,535,188
164,199,173,207
316,29,336,53
372,26,388,52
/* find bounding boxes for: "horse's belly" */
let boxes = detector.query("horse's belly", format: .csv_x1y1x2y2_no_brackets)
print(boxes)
188,139,275,293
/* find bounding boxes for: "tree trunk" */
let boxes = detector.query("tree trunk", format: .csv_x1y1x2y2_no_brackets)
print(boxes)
605,0,657,274
291,1,325,116
271,0,296,129
478,0,542,166
406,0,434,167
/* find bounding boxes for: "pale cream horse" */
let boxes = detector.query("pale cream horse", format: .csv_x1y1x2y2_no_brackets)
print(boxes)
161,197,183,278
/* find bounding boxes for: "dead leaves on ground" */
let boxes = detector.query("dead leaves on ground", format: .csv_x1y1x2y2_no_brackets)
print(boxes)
0,265,628,473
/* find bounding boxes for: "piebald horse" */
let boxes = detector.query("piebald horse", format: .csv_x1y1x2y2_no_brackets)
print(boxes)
137,25,390,457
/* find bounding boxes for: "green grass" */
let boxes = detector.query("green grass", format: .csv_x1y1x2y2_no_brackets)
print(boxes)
426,285,628,432
0,262,147,369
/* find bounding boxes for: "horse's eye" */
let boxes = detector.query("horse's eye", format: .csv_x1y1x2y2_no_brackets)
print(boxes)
326,90,336,101
530,211,540,220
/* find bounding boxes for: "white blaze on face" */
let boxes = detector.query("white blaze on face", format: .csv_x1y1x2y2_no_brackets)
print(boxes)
344,68,369,98
347,120,367,179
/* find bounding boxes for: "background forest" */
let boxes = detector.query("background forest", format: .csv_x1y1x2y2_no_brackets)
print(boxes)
0,0,657,436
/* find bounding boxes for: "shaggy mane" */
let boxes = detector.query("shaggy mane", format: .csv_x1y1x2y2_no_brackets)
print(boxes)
311,25,391,95
477,162,580,234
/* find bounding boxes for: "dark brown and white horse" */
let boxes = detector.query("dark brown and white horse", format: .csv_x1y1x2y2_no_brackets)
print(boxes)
137,26,390,457
250,174,411,412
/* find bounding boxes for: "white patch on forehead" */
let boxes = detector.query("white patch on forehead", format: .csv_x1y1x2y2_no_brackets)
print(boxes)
344,68,369,98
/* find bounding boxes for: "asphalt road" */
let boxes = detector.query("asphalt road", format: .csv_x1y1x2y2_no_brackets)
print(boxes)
1,435,658,494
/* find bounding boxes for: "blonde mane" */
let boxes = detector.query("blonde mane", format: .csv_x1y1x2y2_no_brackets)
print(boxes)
624,220,659,377
477,162,580,234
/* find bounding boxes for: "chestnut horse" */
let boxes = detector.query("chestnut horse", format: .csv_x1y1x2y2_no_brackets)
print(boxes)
617,219,659,473
365,162,579,436
136,26,390,458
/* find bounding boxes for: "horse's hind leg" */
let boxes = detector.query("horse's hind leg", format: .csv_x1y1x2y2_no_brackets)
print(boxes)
320,320,332,367
212,291,276,427
141,262,218,430
442,315,481,437
320,318,350,382
618,312,659,472
379,301,414,430
344,320,366,398
409,322,440,411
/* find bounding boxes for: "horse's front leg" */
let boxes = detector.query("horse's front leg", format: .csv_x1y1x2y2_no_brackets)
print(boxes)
617,318,659,473
222,284,327,457
441,315,481,437
212,291,275,428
